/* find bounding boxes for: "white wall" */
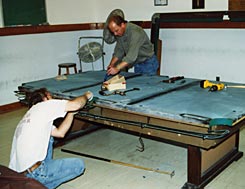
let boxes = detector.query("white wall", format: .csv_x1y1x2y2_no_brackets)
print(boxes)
160,29,245,82
0,0,229,26
1,0,240,106
45,0,227,24
0,30,114,105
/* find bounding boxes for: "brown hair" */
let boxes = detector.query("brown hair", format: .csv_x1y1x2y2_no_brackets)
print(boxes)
28,88,49,108
108,15,127,27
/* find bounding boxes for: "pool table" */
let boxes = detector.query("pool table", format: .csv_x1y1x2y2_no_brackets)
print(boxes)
17,71,245,189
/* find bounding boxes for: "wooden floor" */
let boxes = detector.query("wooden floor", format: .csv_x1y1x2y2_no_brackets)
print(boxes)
1,107,245,189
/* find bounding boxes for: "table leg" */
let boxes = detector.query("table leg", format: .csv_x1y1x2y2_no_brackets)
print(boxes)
182,131,243,189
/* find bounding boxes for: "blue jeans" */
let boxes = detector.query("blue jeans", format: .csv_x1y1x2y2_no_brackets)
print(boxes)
134,55,159,76
26,137,85,189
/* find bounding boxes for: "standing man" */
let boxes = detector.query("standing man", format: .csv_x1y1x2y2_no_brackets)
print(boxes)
9,88,93,189
106,14,159,76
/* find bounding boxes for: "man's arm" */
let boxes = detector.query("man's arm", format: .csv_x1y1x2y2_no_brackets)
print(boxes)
51,91,93,138
108,56,119,68
51,112,75,138
65,91,92,112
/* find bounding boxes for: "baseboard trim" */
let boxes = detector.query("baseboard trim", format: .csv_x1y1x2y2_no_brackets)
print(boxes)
0,102,25,114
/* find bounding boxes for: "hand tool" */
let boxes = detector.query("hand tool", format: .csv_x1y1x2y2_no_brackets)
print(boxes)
83,97,99,110
99,88,140,96
200,80,245,92
162,76,184,83
116,87,140,96
99,90,116,96
104,73,110,82
200,80,225,91
101,73,112,91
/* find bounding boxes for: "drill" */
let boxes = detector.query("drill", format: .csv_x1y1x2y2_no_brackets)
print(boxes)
200,80,225,92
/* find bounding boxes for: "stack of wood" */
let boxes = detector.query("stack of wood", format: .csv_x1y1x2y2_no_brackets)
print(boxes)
102,75,126,91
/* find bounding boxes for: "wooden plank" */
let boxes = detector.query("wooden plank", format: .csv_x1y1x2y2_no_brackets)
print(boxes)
201,134,236,173
229,0,245,10
0,102,25,114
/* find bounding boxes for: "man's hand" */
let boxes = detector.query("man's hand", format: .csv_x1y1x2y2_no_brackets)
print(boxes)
107,65,120,75
84,91,93,101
